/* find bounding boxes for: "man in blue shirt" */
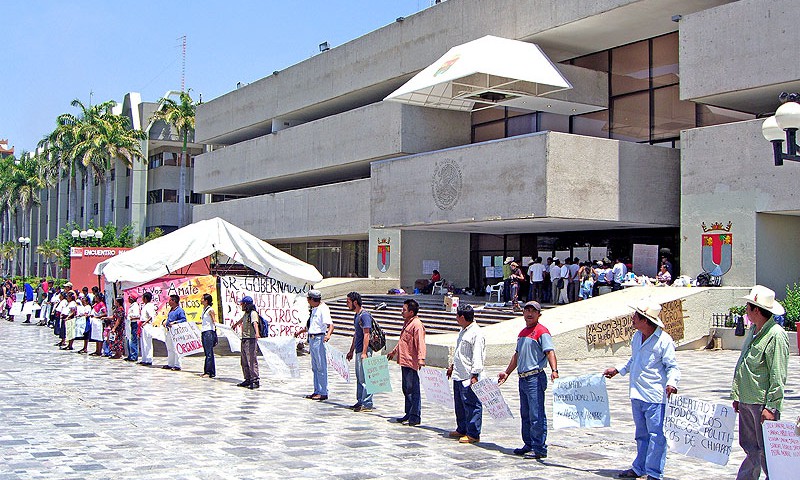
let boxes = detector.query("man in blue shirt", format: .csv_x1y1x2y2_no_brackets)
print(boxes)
498,301,559,459
346,291,374,412
163,294,187,371
604,301,680,480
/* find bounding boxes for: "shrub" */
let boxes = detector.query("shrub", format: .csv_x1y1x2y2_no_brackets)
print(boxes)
780,283,800,332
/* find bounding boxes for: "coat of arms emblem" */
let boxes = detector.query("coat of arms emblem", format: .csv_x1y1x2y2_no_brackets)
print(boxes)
701,222,732,276
377,237,390,273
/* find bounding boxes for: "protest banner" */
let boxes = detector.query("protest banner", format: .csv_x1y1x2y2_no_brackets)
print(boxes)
217,323,241,353
144,324,166,343
363,355,392,394
169,322,204,357
471,378,513,420
75,318,87,338
552,374,611,429
9,302,22,317
586,299,685,346
419,366,454,409
665,395,736,465
219,276,311,339
258,337,300,379
123,275,216,327
90,318,104,342
325,344,351,383
659,299,685,342
64,318,76,341
763,420,800,477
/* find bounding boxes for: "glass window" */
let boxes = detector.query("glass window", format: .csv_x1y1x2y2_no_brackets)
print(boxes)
611,40,649,95
611,92,650,142
507,113,536,137
698,105,755,127
472,107,505,125
538,113,570,133
163,152,178,166
651,33,679,88
125,196,129,209
572,110,609,138
472,121,505,143
477,234,504,250
147,190,163,204
570,51,609,73
653,85,695,141
163,189,178,203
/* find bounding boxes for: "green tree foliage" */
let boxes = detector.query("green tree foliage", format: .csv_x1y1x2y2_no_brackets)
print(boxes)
780,283,800,332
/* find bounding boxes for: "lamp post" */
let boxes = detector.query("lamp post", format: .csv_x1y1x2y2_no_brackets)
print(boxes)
71,228,104,245
762,92,800,166
18,236,30,286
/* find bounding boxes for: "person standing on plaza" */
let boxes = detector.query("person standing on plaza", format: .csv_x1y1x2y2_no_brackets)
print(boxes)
60,291,78,350
612,257,628,291
559,259,570,304
232,296,261,389
163,294,186,371
345,291,374,412
447,304,485,444
508,262,524,312
74,295,92,353
125,294,140,362
387,298,426,426
295,289,334,400
527,257,545,303
603,300,680,480
138,292,156,366
498,301,559,460
731,285,790,480
54,291,68,347
107,297,126,359
568,257,581,303
89,293,106,356
542,257,553,304
199,293,218,378
549,259,563,306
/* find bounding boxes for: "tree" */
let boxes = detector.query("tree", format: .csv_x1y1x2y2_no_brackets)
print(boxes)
39,113,83,226
0,241,18,277
36,239,60,278
0,155,16,244
151,91,196,227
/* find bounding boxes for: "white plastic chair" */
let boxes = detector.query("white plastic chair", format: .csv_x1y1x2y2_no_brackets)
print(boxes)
488,282,503,302
431,280,445,295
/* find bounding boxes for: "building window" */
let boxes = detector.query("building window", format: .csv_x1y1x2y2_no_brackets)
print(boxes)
125,196,130,209
111,199,114,211
126,167,131,177
163,189,178,203
110,168,115,181
93,203,98,215
189,192,203,204
147,190,163,204
80,207,84,218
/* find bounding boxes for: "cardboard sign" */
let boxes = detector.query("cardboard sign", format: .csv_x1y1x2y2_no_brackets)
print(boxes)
586,299,685,346
665,395,736,465
471,378,513,420
124,275,216,327
660,299,685,342
169,322,204,357
419,366,454,409
763,421,800,476
325,344,351,383
90,318,104,342
64,318,76,341
218,275,311,339
552,374,611,429
363,355,392,394
258,337,300,379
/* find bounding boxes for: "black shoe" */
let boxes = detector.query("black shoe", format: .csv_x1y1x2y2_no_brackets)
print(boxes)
617,469,642,479
392,416,410,424
513,447,532,456
237,380,251,387
407,420,420,427
523,451,547,460
209,374,216,378
171,367,181,371
162,365,172,369
22,320,31,323
248,381,260,389
350,403,361,410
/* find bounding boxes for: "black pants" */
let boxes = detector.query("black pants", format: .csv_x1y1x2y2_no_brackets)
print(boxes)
201,330,216,376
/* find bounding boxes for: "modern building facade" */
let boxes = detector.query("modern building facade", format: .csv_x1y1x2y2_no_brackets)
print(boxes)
193,0,800,295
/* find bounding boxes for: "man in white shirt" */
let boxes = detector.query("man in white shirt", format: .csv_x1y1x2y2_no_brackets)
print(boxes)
559,261,570,305
568,257,580,303
527,257,545,303
295,289,334,400
612,258,628,291
549,259,563,305
126,294,141,362
138,292,157,366
447,304,485,444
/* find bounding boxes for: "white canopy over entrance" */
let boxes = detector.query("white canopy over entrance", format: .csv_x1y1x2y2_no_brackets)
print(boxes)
94,217,323,290
384,35,572,112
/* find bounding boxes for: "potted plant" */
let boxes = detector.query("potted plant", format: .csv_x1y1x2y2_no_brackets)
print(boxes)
780,283,800,352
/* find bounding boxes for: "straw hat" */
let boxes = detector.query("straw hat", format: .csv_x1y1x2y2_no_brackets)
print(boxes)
630,300,664,328
741,285,785,316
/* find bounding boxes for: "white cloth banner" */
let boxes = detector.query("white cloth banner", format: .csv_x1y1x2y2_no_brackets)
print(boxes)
75,317,87,338
665,395,736,465
218,275,310,339
9,302,22,316
419,366,454,409
217,323,241,353
258,337,300,379
325,344,351,383
90,318,104,342
144,324,166,343
552,374,611,429
763,421,800,476
471,379,513,420
169,322,204,357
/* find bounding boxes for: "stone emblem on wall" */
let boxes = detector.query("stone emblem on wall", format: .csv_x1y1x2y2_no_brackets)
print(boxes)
431,159,462,210
701,221,732,276
377,237,391,273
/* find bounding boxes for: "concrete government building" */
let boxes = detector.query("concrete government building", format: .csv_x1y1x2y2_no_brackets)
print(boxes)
192,0,800,295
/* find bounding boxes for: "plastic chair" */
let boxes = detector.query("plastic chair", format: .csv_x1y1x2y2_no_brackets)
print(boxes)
488,282,503,302
431,280,445,295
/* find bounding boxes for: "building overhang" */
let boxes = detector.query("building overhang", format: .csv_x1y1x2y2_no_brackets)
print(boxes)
395,217,677,235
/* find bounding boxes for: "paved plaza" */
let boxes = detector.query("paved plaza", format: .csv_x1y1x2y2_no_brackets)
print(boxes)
0,320,797,479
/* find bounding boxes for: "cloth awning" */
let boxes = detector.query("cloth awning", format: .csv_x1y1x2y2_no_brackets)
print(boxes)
384,35,571,111
94,217,323,290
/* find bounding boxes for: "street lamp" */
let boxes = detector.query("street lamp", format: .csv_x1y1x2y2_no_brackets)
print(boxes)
762,92,800,166
18,236,30,285
71,228,104,245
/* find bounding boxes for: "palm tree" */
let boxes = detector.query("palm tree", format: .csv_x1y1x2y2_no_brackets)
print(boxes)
151,90,196,227
0,241,17,277
36,239,61,278
5,152,52,276
0,155,16,244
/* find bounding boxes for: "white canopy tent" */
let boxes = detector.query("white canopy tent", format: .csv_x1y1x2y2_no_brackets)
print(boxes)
94,217,323,290
384,35,573,112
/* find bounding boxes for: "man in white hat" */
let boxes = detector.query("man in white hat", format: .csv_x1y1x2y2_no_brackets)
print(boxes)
295,289,334,401
604,300,680,480
731,285,790,480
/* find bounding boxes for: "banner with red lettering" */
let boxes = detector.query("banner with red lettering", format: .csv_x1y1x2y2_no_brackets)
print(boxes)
169,322,204,357
123,275,217,328
218,276,310,338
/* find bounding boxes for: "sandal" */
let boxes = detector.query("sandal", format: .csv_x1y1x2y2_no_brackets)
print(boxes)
76,349,87,354
89,352,101,356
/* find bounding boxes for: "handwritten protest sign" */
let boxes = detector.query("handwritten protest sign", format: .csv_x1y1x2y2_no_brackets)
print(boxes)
9,302,22,316
64,318,76,341
363,355,392,394
217,323,241,353
169,322,204,357
325,344,351,383
472,379,513,420
552,374,611,429
90,318,104,342
124,275,216,327
143,324,166,343
419,366,454,409
665,395,736,465
258,337,300,379
75,318,87,338
219,276,311,339
586,299,685,346
763,421,800,477
660,299,684,342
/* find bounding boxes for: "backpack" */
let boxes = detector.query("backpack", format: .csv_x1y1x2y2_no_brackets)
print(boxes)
367,314,386,351
253,311,269,338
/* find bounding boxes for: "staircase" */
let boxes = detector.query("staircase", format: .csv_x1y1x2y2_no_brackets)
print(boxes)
327,294,521,338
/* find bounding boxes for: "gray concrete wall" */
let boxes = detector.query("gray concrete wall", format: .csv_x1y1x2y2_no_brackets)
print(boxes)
399,230,470,290
681,119,800,292
192,179,371,242
756,213,800,296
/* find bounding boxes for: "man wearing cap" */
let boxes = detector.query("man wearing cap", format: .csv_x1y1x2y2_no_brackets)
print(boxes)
125,294,141,362
232,295,261,389
604,301,680,480
502,257,514,302
731,285,790,480
498,301,559,459
447,304,485,444
295,289,334,401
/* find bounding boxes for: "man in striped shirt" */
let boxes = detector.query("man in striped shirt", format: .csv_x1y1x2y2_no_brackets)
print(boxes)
447,304,485,444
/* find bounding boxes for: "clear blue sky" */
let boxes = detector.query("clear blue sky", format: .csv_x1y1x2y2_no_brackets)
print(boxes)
1,0,433,153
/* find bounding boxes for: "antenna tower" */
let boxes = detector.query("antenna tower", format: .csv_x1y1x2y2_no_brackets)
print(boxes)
181,35,187,92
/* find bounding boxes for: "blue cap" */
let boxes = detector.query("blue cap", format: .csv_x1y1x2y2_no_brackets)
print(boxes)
240,296,254,304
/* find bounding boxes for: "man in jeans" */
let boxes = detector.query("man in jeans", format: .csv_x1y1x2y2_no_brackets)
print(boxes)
447,304,485,444
295,289,334,401
346,291,373,412
388,299,426,426
125,294,140,362
163,294,187,371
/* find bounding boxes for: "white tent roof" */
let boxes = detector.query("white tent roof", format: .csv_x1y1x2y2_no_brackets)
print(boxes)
94,217,323,290
384,35,572,112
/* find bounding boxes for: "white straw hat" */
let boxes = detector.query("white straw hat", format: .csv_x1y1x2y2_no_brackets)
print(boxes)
630,300,664,329
741,285,785,316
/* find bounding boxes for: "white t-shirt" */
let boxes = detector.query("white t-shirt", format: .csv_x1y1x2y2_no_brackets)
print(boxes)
140,302,157,324
56,299,68,316
76,304,92,319
201,306,215,332
308,302,332,335
128,302,141,321
560,265,569,280
528,263,545,282
568,264,580,281
549,264,562,280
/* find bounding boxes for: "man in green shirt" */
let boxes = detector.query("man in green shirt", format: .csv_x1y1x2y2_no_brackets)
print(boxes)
730,285,790,480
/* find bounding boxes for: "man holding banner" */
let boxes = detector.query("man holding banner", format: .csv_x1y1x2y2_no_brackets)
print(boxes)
731,285,790,480
295,289,334,401
387,299,426,427
604,300,680,480
498,301,559,460
163,295,187,371
138,292,156,366
447,304,485,444
232,296,262,389
345,292,374,413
